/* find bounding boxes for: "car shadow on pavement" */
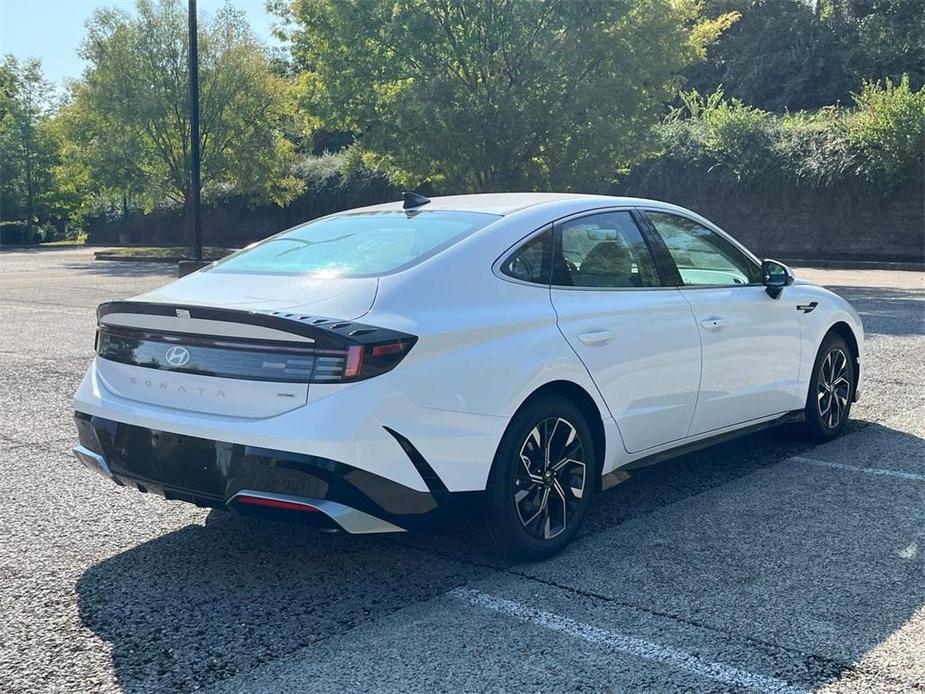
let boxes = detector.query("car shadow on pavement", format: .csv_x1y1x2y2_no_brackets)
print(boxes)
75,420,924,693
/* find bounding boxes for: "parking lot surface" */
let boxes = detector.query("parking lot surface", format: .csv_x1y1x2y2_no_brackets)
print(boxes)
0,248,922,693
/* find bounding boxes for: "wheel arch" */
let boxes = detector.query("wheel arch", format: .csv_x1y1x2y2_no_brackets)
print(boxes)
511,380,608,481
826,320,861,401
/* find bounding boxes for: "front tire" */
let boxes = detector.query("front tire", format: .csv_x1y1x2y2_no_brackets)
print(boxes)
800,333,855,441
485,396,596,561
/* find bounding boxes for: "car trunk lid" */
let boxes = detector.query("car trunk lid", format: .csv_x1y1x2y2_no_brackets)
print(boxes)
92,290,415,418
132,271,379,321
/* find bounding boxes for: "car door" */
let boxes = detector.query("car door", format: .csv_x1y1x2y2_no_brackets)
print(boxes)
642,210,804,436
550,210,702,453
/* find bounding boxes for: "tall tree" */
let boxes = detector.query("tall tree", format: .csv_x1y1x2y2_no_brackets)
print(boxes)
72,0,300,217
280,0,736,192
0,56,61,226
687,0,924,112
685,0,850,112
846,0,925,89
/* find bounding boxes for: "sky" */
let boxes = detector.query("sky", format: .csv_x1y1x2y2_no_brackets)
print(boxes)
0,0,283,89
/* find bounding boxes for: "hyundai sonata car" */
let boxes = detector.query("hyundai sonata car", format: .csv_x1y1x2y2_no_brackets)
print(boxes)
73,192,863,559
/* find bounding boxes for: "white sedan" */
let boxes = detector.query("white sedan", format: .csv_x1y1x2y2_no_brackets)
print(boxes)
73,193,864,559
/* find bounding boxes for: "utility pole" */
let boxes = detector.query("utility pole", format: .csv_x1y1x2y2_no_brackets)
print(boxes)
187,0,202,262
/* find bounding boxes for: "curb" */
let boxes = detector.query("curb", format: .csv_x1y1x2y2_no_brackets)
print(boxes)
93,252,227,263
94,254,186,263
782,259,924,272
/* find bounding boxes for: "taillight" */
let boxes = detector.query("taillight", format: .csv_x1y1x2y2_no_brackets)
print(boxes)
335,339,416,381
348,339,415,381
95,323,416,384
344,345,365,379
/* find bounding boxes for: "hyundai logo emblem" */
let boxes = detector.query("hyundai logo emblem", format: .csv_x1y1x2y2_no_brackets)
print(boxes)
165,345,191,367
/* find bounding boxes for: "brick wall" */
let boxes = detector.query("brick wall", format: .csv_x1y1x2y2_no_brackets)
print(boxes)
619,183,924,264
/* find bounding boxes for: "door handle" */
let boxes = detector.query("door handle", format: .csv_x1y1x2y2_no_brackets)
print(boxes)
578,330,615,346
700,317,728,331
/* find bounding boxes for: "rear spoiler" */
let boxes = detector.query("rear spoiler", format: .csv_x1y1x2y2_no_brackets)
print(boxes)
97,301,416,350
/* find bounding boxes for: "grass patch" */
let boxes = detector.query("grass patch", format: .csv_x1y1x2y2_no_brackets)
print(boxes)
41,238,87,247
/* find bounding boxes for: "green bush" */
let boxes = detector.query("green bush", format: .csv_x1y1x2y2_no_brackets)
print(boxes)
775,107,857,190
849,76,925,185
662,89,778,182
294,149,400,199
621,77,925,197
285,149,402,220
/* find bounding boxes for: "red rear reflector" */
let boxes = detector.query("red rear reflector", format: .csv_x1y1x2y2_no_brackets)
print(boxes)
371,342,407,357
344,344,365,378
235,495,320,512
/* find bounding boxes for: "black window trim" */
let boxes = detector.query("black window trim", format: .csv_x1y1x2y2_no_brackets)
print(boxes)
631,209,684,287
548,207,676,292
636,208,764,289
493,224,554,287
494,206,638,288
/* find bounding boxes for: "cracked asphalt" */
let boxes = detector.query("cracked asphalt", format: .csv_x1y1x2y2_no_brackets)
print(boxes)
0,248,922,693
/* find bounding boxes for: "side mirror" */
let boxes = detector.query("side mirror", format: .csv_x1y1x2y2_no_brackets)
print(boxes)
762,259,794,299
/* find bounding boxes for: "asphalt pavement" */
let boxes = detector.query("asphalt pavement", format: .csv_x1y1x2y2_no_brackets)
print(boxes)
0,248,922,693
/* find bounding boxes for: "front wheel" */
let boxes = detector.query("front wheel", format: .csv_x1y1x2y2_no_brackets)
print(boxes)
800,333,855,441
485,396,596,561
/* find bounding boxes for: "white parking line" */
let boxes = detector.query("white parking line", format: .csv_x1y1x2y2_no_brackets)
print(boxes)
449,588,806,694
791,456,925,482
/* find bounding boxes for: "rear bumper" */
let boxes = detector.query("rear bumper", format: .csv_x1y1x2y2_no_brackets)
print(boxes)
74,412,480,532
74,357,508,493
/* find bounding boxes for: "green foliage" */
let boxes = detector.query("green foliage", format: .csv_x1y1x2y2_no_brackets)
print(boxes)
283,0,735,192
687,0,924,112
0,56,65,226
622,78,924,197
70,0,300,212
5,0,922,244
848,75,925,182
685,0,850,111
847,0,925,89
662,89,776,180
285,148,401,217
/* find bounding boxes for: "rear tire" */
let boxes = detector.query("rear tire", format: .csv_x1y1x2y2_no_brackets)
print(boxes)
485,395,596,561
799,332,855,442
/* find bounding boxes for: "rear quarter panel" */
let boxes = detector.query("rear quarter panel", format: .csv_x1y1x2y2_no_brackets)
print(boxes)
358,209,625,483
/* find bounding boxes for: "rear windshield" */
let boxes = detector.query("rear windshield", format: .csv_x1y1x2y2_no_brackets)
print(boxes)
208,210,500,277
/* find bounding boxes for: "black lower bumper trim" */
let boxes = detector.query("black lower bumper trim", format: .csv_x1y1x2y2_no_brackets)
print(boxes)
74,412,481,530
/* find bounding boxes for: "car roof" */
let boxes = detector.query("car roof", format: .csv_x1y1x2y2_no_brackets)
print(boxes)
346,192,674,216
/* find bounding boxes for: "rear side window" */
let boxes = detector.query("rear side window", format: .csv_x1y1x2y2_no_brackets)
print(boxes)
500,227,552,284
209,210,500,277
554,211,660,288
647,212,759,286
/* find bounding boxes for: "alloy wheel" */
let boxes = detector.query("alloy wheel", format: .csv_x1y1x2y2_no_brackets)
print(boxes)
817,347,851,429
513,417,587,540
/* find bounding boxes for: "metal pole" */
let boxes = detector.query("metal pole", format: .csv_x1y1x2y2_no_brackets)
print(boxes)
188,0,202,262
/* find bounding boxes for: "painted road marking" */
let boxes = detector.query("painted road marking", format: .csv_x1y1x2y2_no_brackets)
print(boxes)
450,588,806,694
791,456,925,482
